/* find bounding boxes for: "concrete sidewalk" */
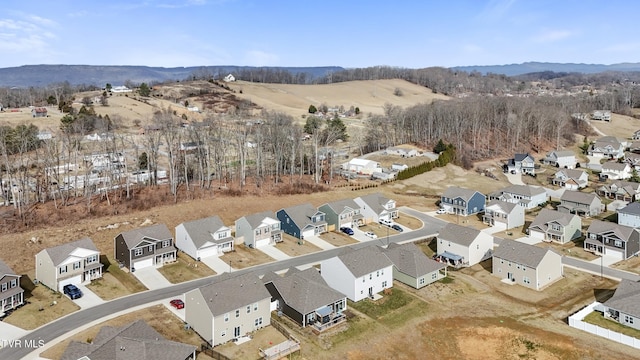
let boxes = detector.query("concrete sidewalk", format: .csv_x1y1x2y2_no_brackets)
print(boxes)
304,235,335,250
0,321,29,344
74,284,106,309
201,255,234,273
132,267,172,290
258,245,291,261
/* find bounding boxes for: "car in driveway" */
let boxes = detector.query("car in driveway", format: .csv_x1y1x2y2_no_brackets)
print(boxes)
63,284,83,300
379,218,393,226
391,224,403,232
364,231,378,239
435,208,446,214
340,227,354,235
170,299,184,309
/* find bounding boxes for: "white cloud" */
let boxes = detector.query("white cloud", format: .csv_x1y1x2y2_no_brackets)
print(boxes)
0,15,59,65
531,29,573,43
244,50,279,66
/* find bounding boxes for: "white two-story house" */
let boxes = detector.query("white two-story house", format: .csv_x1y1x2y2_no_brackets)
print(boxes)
35,237,103,291
235,211,283,248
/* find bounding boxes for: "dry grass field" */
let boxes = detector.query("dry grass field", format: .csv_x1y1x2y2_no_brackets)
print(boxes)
589,113,640,139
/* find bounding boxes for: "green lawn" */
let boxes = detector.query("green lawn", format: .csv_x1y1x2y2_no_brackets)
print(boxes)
348,288,427,327
583,311,640,339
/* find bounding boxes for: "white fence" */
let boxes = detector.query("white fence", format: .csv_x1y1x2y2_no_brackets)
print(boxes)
568,301,640,349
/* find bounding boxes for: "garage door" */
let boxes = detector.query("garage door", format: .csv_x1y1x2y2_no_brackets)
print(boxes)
604,247,624,262
528,230,545,242
58,275,82,292
255,238,270,248
133,258,153,270
302,229,315,239
198,246,219,259
493,221,507,231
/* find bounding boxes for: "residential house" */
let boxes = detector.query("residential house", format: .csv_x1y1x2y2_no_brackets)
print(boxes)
482,200,525,230
341,158,381,175
588,136,626,159
624,151,640,170
591,110,612,121
617,202,640,228
263,268,346,331
111,85,132,93
277,204,327,239
550,169,589,190
185,272,271,346
629,141,640,152
391,163,408,171
585,220,640,261
320,245,394,302
0,259,24,314
528,208,582,244
489,185,548,210
35,237,102,292
596,180,640,202
114,224,176,272
175,216,234,260
385,146,418,157
223,74,236,82
319,198,364,230
354,193,399,223
31,107,47,117
440,186,486,216
492,240,563,291
235,211,283,249
504,153,536,175
557,191,604,217
542,150,577,169
436,223,494,267
382,243,447,289
601,279,640,331
633,129,640,141
37,130,52,140
600,162,632,180
60,320,196,360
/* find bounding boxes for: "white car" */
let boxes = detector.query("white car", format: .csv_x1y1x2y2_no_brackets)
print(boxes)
364,231,378,239
436,208,446,214
379,218,393,226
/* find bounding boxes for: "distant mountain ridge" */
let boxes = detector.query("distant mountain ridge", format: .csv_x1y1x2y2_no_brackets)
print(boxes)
0,65,345,87
450,61,640,76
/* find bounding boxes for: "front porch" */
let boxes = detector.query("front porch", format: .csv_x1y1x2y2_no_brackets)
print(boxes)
155,251,177,266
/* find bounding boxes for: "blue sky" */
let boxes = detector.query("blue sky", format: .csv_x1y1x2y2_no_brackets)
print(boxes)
0,0,638,69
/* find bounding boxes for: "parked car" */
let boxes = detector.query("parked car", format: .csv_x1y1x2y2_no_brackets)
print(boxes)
170,299,185,309
364,231,378,239
391,224,403,232
340,227,354,235
379,218,393,226
435,208,446,214
63,284,83,300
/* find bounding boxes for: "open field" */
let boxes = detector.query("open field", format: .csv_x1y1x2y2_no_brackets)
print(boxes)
229,79,450,119
589,113,640,139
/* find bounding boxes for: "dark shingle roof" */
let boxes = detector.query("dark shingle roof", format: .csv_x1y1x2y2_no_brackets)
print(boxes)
42,237,99,266
269,268,345,315
618,202,640,216
118,224,172,249
492,240,556,268
383,243,445,278
197,272,271,316
437,223,482,247
179,216,230,247
280,203,325,229
336,245,394,278
529,208,578,230
60,320,196,360
604,279,640,319
560,190,599,205
587,220,636,241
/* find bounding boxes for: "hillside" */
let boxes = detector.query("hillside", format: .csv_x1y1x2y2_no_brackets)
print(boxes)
228,79,450,118
451,61,640,76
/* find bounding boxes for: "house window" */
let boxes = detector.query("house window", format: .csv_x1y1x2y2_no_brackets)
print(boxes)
134,248,142,256
381,269,384,275
254,303,258,311
148,245,154,252
10,279,17,288
255,229,261,235
500,259,504,264
382,281,388,287
376,270,380,277
624,315,634,324
614,240,623,247
73,261,81,270
255,317,263,326
419,278,425,285
235,310,240,318
362,277,365,283
523,277,531,284
59,266,67,274
1,283,6,292
162,240,170,248
431,273,437,280
86,255,97,264
224,313,229,322
221,330,227,337
247,305,251,314
369,274,372,280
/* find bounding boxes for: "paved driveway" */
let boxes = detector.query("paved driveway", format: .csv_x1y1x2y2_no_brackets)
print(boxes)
258,245,291,261
607,199,629,212
200,255,234,273
74,284,106,309
504,172,525,185
0,321,28,343
514,236,541,245
304,235,335,250
162,294,185,322
585,155,602,171
590,254,622,267
132,267,172,290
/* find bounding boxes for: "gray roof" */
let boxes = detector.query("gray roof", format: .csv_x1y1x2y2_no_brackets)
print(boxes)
602,162,629,171
269,268,345,315
547,150,574,157
335,245,394,278
618,202,640,216
42,237,99,266
486,199,518,214
280,203,325,229
321,198,361,214
196,272,271,316
514,153,533,162
529,208,578,231
560,191,600,205
437,223,482,247
595,136,623,145
499,185,546,197
557,169,586,179
242,211,279,228
179,216,231,247
118,224,172,249
356,193,394,215
383,243,445,278
492,240,557,268
604,279,640,319
0,258,17,277
442,186,483,201
60,320,196,360
587,220,636,241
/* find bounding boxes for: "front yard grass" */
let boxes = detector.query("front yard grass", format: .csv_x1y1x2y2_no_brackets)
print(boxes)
359,223,399,239
4,276,80,330
86,255,147,300
276,234,322,256
610,254,640,274
223,244,275,269
157,252,215,284
348,288,427,327
537,238,598,261
319,232,359,247
394,213,422,230
583,311,640,340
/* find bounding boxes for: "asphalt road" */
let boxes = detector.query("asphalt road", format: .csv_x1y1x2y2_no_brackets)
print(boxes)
1,207,446,360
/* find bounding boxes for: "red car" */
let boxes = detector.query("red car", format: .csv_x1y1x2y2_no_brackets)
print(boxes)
170,299,184,309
